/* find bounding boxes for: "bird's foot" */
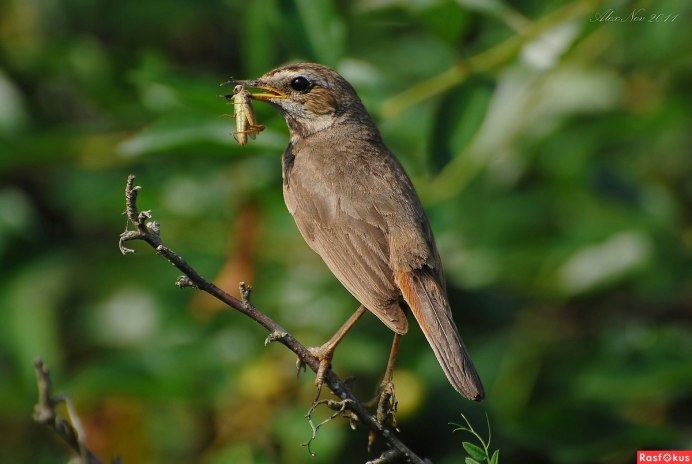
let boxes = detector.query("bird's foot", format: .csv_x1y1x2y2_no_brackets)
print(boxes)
296,344,334,390
374,381,398,429
308,345,334,390
367,381,399,451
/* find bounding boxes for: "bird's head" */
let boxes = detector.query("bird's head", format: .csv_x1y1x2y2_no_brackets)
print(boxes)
223,63,374,139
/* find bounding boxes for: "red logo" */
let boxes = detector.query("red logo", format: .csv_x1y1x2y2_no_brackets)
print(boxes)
638,451,692,463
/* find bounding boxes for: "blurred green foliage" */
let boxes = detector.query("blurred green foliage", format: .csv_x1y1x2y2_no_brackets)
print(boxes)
1,0,691,462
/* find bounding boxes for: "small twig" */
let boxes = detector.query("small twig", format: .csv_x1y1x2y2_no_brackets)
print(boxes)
303,398,358,456
119,174,428,463
33,358,104,464
119,176,160,254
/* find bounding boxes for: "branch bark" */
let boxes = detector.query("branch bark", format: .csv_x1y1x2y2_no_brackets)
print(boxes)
119,174,429,464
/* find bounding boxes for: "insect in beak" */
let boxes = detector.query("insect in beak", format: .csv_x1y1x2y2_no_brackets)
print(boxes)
220,84,265,145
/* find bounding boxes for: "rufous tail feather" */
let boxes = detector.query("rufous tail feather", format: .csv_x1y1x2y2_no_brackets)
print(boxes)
396,270,484,401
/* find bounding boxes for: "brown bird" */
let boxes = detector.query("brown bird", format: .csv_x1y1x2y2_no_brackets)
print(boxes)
224,63,484,401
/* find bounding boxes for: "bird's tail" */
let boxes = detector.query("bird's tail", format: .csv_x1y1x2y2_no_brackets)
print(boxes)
395,270,485,401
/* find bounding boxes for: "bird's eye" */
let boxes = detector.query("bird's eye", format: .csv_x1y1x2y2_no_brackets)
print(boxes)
290,76,311,92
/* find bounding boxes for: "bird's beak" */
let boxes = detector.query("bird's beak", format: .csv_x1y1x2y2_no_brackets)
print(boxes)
219,79,286,101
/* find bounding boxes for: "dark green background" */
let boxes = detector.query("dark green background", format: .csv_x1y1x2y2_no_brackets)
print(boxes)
1,0,690,462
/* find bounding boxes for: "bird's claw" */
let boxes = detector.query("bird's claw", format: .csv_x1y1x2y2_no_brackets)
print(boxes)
375,381,398,430
367,381,399,452
308,345,334,390
295,345,334,390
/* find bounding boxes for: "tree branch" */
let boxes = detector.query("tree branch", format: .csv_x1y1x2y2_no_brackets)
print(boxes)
33,358,111,464
118,174,429,464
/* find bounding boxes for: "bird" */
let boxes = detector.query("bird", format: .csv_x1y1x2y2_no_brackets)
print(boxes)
222,63,484,401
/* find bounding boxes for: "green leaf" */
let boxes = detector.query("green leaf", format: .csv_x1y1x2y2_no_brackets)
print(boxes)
463,442,487,461
490,449,500,464
465,458,481,464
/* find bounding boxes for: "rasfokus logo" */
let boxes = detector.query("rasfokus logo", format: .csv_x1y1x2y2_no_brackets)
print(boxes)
638,451,692,463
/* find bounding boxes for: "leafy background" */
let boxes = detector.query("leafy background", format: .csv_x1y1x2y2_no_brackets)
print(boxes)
1,0,690,462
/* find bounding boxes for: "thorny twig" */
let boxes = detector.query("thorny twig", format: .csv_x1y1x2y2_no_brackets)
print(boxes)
119,174,428,463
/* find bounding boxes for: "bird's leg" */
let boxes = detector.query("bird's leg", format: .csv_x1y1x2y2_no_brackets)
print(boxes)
382,332,400,388
303,305,367,390
367,333,401,450
379,333,400,423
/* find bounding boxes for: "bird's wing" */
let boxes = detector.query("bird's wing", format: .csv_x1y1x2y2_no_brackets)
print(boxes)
282,141,434,334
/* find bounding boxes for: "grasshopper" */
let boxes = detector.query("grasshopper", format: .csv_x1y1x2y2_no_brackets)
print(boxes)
224,84,264,145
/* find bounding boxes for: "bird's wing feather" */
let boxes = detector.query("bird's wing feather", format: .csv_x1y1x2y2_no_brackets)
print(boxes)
283,139,428,334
